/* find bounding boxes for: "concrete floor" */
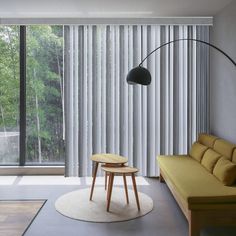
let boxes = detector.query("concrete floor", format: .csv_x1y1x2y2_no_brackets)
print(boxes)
0,176,236,236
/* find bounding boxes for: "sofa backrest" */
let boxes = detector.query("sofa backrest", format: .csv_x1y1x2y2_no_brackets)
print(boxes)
198,133,218,148
213,139,236,160
198,134,236,161
232,149,236,164
196,133,236,185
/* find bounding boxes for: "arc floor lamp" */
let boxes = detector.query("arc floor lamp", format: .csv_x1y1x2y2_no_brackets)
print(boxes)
126,38,236,85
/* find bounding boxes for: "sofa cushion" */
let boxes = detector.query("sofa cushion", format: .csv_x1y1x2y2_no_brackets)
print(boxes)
189,142,208,162
201,149,221,172
232,149,236,164
198,133,218,148
157,156,236,209
213,139,236,160
213,157,236,186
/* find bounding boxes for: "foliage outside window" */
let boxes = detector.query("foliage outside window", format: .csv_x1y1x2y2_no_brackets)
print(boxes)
26,26,65,164
0,26,19,164
0,25,65,165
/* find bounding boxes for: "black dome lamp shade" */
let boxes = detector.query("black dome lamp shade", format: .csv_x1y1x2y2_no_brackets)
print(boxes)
126,66,151,85
126,39,236,86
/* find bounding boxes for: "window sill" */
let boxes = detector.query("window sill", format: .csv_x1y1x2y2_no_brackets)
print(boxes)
0,166,64,175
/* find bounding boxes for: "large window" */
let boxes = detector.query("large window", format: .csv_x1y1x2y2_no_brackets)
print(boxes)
0,25,65,166
26,26,64,164
0,26,20,164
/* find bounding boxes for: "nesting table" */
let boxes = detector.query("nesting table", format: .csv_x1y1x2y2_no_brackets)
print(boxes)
89,153,141,212
102,166,140,212
89,153,128,201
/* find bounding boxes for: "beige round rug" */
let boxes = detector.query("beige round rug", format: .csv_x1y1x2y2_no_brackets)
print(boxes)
55,187,153,223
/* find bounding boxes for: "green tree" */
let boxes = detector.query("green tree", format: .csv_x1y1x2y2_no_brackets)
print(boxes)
26,26,64,163
0,26,19,130
0,26,19,163
0,25,65,164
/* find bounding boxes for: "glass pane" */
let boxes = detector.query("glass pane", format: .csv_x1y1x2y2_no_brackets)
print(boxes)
0,26,20,164
26,26,65,164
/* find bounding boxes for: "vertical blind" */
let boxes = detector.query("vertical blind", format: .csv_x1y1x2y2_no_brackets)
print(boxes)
64,25,210,177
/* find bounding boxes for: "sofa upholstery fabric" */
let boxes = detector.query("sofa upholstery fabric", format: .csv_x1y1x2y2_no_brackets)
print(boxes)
189,142,208,162
213,157,236,186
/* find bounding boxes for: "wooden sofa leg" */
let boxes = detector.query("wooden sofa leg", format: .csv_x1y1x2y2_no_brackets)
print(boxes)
189,212,200,236
159,173,165,183
189,223,200,236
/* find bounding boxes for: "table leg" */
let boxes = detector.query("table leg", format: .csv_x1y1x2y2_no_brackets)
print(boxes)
131,173,140,211
89,162,99,201
123,174,129,204
105,172,108,190
107,173,114,212
107,173,111,200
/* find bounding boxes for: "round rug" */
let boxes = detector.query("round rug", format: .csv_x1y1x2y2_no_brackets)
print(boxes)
55,187,153,223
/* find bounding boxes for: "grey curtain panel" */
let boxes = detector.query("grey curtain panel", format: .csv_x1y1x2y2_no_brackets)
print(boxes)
64,25,210,177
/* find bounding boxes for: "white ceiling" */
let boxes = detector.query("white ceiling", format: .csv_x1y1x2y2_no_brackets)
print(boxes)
0,0,233,18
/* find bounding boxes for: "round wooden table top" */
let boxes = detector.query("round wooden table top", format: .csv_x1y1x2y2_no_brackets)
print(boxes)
90,153,128,164
102,166,139,174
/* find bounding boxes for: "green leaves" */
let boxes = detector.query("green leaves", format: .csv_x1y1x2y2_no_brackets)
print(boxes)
0,26,19,130
26,26,65,163
0,25,65,163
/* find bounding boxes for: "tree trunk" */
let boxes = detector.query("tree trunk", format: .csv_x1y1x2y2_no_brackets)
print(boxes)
35,94,42,163
34,69,42,163
6,27,17,82
56,45,65,141
0,105,7,135
0,105,9,149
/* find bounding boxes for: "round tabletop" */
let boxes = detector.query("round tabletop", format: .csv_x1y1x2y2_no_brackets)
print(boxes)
90,153,128,164
102,166,139,174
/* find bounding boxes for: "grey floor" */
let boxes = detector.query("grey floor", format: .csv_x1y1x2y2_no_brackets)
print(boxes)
0,176,236,236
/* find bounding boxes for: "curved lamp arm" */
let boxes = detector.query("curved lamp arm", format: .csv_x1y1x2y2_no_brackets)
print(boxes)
139,38,236,67
127,38,236,85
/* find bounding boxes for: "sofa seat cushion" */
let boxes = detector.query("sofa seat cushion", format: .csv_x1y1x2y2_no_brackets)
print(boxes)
157,156,236,209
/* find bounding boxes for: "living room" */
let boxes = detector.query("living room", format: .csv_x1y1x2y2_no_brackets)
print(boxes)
0,0,236,236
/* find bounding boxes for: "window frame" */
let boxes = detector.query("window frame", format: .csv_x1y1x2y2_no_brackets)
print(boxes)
20,25,26,166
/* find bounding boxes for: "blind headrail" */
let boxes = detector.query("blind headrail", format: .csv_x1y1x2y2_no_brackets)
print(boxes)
0,17,213,25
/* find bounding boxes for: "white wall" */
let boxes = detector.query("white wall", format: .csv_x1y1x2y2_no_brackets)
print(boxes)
210,0,236,142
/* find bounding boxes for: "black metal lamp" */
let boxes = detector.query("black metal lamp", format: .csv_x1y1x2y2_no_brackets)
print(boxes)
126,39,236,85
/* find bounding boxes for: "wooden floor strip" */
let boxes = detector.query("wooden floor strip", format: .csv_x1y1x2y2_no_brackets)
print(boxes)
0,200,46,236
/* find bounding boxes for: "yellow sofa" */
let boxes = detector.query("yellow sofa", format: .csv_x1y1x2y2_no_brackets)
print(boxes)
157,133,236,236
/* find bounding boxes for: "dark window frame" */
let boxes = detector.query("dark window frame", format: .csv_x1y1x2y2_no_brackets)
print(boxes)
19,25,26,166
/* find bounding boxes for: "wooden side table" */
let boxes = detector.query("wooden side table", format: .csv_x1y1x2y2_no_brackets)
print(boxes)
89,154,128,201
101,166,140,212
